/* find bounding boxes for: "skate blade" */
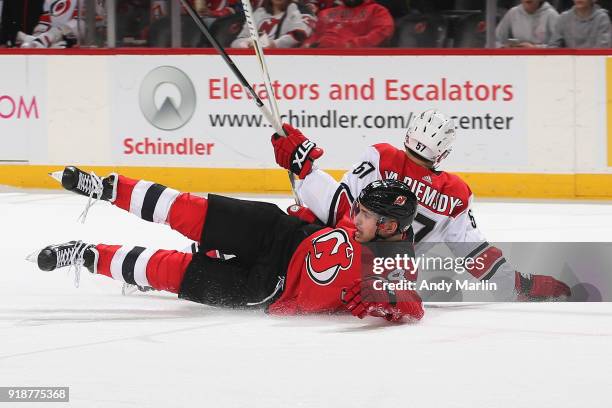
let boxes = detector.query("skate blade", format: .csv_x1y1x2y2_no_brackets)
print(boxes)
25,249,41,264
122,283,138,296
121,283,155,296
48,170,63,183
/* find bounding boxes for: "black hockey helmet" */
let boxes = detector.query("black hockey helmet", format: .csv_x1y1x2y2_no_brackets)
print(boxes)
355,179,418,234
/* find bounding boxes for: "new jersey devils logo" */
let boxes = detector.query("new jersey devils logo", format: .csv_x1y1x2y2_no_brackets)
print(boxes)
394,195,407,206
259,18,280,35
51,0,72,17
306,229,354,285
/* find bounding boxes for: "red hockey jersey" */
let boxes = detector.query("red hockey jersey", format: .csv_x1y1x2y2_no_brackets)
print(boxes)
302,0,393,48
267,173,422,319
267,216,362,315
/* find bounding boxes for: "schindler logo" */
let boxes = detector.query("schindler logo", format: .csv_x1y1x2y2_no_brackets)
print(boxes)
139,66,196,131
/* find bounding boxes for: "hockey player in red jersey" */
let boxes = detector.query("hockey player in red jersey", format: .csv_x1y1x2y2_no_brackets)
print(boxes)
29,166,423,323
270,110,572,300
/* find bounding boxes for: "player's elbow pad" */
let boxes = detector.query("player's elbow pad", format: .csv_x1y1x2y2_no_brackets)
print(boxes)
466,245,505,280
287,205,322,224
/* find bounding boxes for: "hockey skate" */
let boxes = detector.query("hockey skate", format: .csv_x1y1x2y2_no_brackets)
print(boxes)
26,241,98,287
49,166,118,223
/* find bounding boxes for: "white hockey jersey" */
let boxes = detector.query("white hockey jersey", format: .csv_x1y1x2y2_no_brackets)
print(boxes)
231,3,314,48
295,143,511,285
33,0,105,44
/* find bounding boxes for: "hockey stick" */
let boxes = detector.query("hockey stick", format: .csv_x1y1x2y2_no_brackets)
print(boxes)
177,0,278,129
176,0,301,204
240,0,283,132
238,0,301,201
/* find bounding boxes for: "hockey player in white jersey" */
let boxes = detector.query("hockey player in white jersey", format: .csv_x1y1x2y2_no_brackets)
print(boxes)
270,109,571,300
17,0,103,48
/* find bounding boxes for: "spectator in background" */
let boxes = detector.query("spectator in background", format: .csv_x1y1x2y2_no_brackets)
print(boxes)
151,0,239,27
148,0,240,47
117,0,151,45
17,0,105,48
549,0,611,47
0,0,44,47
301,0,340,15
231,0,314,48
496,0,559,47
302,0,394,48
196,0,240,24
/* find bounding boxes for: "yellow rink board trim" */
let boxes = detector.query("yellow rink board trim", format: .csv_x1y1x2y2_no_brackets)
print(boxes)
1,165,612,199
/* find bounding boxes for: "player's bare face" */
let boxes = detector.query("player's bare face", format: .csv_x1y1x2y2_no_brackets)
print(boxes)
521,0,542,14
271,0,289,12
352,204,380,243
574,0,593,10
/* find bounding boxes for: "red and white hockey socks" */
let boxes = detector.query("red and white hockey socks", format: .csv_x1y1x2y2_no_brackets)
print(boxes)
94,244,193,294
112,175,208,242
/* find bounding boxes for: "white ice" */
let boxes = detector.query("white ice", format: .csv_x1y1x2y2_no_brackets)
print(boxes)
1,191,611,408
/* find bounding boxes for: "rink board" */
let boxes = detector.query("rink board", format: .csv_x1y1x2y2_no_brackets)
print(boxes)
0,49,611,198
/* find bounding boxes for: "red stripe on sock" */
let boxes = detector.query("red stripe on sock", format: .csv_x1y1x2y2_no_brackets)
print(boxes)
168,193,208,242
113,175,139,211
95,244,122,278
146,250,193,293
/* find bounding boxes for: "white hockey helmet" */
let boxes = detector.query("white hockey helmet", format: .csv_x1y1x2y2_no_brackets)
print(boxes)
404,109,456,167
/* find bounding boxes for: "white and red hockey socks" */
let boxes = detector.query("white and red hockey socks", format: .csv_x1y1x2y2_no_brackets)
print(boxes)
94,244,193,294
112,175,208,242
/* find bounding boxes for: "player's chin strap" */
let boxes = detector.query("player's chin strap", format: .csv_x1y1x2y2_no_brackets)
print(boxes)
373,222,388,241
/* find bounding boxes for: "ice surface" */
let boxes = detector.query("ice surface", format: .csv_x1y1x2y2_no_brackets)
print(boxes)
1,191,611,408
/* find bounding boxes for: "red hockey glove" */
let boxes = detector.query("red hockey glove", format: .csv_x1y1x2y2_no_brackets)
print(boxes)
341,278,424,322
286,204,321,224
271,123,324,179
515,271,571,301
